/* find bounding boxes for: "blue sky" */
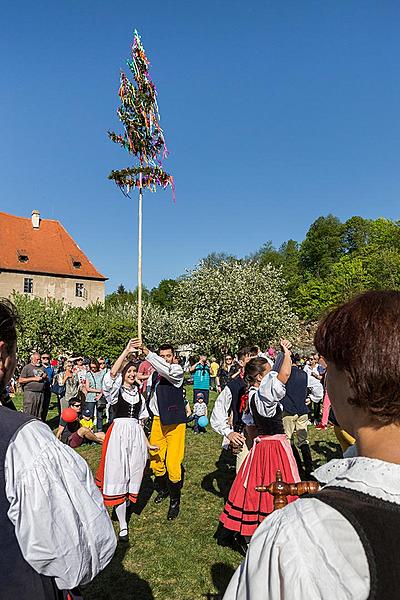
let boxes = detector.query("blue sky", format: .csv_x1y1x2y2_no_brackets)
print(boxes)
1,1,399,291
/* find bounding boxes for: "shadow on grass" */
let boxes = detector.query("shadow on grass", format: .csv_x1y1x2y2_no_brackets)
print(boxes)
312,440,342,463
128,468,155,517
84,542,154,600
204,562,236,600
201,449,236,502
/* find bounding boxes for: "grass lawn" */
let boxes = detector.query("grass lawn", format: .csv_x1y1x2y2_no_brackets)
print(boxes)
13,390,342,600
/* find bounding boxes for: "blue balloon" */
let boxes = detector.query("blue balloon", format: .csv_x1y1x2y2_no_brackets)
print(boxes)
198,416,209,428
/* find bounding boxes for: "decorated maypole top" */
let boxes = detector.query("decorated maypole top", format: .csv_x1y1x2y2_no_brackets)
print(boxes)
108,29,174,197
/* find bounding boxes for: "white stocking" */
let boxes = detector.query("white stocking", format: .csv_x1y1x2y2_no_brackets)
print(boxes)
115,501,127,532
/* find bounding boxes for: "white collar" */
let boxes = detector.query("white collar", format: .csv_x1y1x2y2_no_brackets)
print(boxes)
314,456,400,503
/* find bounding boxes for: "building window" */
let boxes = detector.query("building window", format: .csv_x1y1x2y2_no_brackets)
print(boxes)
76,283,84,298
24,278,33,294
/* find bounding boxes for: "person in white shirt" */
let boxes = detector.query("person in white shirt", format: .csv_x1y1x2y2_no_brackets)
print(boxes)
220,342,299,544
0,299,116,599
224,290,400,600
96,340,158,542
132,339,186,521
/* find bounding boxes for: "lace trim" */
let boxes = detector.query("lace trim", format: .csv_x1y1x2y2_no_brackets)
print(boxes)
314,457,400,499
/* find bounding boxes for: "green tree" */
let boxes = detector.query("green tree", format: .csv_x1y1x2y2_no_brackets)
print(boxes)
342,216,372,254
150,279,179,310
300,215,344,277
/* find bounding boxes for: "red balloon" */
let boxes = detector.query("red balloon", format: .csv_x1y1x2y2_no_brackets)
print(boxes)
61,408,78,423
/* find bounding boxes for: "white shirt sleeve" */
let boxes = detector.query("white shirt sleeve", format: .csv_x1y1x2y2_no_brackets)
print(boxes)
211,387,233,438
146,352,184,387
5,421,117,590
139,394,149,420
253,371,286,418
102,371,122,405
223,496,369,600
307,374,324,402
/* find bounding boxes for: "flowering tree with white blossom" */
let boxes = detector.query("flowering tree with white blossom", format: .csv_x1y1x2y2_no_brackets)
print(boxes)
171,260,299,354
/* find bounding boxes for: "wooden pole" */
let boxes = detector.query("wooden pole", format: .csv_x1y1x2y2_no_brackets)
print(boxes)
137,181,143,342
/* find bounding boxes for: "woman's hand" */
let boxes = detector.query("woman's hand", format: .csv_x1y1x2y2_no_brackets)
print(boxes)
124,339,140,355
148,443,160,451
280,339,292,354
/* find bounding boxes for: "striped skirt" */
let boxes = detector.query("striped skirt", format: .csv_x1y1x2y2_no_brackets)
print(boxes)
220,434,300,537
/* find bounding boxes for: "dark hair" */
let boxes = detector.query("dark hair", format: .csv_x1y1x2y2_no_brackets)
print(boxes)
244,357,269,385
314,290,400,425
90,358,100,369
237,347,251,361
249,346,259,355
0,299,18,349
159,343,175,354
68,397,82,407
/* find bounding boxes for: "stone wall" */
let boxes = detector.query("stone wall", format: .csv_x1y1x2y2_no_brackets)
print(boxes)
0,271,105,307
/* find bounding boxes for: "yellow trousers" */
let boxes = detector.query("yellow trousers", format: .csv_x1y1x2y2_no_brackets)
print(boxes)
334,426,356,453
149,416,186,482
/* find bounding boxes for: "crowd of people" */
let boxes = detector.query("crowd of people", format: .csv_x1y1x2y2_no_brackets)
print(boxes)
1,290,399,599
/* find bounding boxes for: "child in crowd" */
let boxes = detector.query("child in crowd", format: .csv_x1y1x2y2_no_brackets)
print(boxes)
56,399,104,448
80,406,95,431
192,392,208,433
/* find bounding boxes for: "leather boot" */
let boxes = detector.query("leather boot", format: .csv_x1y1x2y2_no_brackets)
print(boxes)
300,443,314,479
153,473,169,504
291,443,304,479
167,480,181,521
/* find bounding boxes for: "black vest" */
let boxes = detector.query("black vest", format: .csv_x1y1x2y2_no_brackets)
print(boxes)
310,486,400,600
153,375,186,426
227,376,246,431
114,388,142,419
0,406,63,599
281,367,308,416
250,394,284,436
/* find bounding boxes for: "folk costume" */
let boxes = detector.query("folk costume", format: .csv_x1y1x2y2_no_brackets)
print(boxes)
211,376,254,472
96,372,148,507
220,371,300,538
223,457,400,600
146,352,186,519
0,405,116,600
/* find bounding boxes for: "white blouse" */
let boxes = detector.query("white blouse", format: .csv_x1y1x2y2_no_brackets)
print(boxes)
223,456,400,600
249,370,286,419
5,420,116,590
102,372,148,420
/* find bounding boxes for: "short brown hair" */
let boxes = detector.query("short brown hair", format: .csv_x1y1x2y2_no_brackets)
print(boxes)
314,291,400,425
244,357,269,386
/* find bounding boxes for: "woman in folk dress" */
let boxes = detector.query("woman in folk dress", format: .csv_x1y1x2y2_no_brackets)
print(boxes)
220,341,300,541
96,340,158,542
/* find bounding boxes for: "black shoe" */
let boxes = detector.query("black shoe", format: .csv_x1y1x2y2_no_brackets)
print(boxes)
153,473,169,504
167,480,181,520
118,528,129,543
154,490,169,504
167,498,180,520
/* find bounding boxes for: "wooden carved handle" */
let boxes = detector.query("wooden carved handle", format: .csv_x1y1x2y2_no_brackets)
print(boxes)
256,470,320,510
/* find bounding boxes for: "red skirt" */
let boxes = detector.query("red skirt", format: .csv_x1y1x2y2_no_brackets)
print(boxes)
220,434,300,537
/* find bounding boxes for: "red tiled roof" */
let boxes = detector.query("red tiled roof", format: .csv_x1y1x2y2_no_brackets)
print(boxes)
0,212,107,280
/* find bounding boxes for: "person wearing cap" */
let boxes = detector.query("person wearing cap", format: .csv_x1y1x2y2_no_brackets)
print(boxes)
80,406,95,431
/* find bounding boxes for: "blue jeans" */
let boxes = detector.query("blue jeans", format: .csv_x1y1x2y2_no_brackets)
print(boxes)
193,415,206,433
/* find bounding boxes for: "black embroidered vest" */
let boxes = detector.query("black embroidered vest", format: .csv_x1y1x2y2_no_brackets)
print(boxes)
310,486,400,600
250,394,284,436
154,375,186,426
114,387,142,419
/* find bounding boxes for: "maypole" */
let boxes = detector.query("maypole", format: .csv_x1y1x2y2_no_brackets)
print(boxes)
108,30,174,341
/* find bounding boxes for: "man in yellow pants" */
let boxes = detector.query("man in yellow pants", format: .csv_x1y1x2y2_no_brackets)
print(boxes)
133,340,186,520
